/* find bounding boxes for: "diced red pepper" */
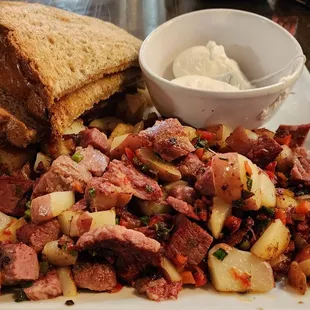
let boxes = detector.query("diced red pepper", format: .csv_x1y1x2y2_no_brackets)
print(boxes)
194,148,204,160
265,161,277,173
3,230,12,236
125,147,135,161
275,134,292,146
265,171,277,184
181,271,196,285
275,209,287,225
175,253,188,267
71,181,84,193
295,201,310,215
192,266,207,287
196,130,216,141
224,215,242,233
110,283,123,293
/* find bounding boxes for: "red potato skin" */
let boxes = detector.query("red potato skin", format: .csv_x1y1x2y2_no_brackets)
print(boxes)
110,134,145,159
30,194,53,224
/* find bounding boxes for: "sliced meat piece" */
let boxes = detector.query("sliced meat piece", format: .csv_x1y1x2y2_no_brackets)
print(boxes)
117,208,142,229
165,215,213,265
85,178,132,211
0,176,33,216
32,155,92,198
291,147,310,182
71,198,88,211
169,185,196,204
80,128,109,153
72,261,117,291
0,243,39,285
194,166,215,196
166,196,199,220
179,153,205,180
139,119,195,162
246,135,282,167
103,160,162,201
16,219,61,253
76,146,109,177
77,225,161,277
135,277,182,301
24,269,62,301
275,124,310,148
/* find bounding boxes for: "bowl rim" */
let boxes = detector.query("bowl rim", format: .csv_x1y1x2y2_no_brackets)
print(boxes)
139,8,305,99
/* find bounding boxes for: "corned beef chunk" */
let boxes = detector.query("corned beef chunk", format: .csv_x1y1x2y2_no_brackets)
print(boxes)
32,155,92,198
291,147,310,182
85,178,132,211
16,219,61,253
103,160,162,201
194,166,215,196
165,215,213,266
135,277,182,301
246,135,282,167
24,270,62,301
72,261,117,291
139,119,195,162
0,176,33,216
76,145,109,177
275,124,310,148
179,153,205,180
80,128,109,153
166,196,199,220
77,226,161,282
0,243,39,285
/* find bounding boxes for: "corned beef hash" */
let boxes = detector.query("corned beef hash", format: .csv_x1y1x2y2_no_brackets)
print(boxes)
1,113,310,302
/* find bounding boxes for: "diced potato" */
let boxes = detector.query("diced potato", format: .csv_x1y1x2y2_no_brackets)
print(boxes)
89,117,122,133
0,145,36,174
126,91,146,114
259,172,276,208
58,210,80,237
250,219,291,260
110,134,143,159
288,261,307,295
276,193,298,210
42,240,77,266
252,128,275,138
0,217,26,243
206,124,232,148
110,123,134,139
49,191,75,217
0,212,13,232
164,180,188,193
269,254,289,268
88,209,116,229
137,190,171,216
275,145,294,172
62,119,86,135
208,197,232,239
33,152,52,173
133,121,144,133
56,267,77,297
295,245,310,276
184,126,197,141
208,243,274,292
161,257,182,282
136,148,181,182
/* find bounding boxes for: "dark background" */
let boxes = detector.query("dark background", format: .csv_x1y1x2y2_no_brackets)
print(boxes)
22,0,310,69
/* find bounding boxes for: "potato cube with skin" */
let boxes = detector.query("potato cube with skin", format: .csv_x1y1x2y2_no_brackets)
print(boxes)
206,124,232,148
57,267,77,297
62,119,86,135
0,217,26,243
208,197,231,239
110,134,144,159
250,219,291,260
259,172,276,208
31,191,75,224
33,152,52,173
110,123,134,139
161,257,182,282
208,243,274,293
88,209,116,229
0,212,13,232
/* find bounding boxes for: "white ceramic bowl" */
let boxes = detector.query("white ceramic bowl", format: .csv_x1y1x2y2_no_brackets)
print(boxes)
139,9,305,129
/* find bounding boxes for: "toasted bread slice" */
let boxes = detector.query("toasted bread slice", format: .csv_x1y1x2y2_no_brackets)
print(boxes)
0,89,43,147
0,1,141,107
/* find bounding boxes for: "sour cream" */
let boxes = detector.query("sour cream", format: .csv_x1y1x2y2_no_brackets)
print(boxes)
172,41,254,91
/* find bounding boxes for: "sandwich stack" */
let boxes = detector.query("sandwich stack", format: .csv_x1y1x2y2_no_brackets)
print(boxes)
0,1,142,148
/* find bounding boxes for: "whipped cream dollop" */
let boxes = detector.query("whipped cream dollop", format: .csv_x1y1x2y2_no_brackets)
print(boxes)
172,41,254,91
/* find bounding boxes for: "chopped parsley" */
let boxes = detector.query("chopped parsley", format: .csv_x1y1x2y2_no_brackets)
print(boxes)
24,209,31,221
140,216,150,226
261,206,275,217
194,136,209,149
246,175,253,191
145,184,154,193
154,222,173,240
26,200,31,209
39,261,49,275
232,199,245,208
213,248,228,261
88,188,96,198
241,189,254,200
115,216,120,225
71,152,84,163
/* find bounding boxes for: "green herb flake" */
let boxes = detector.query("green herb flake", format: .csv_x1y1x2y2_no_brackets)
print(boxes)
246,176,253,191
145,184,154,193
115,216,120,225
154,222,174,240
195,137,209,149
25,200,31,209
24,209,31,221
213,248,228,261
39,261,49,275
261,206,275,217
232,199,245,208
241,189,254,200
88,188,96,198
71,152,84,163
140,216,150,226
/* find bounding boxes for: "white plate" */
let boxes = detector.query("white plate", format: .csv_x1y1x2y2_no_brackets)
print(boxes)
2,68,310,310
